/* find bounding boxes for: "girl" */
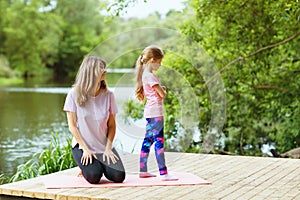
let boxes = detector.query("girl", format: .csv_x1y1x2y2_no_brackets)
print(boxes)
64,55,125,184
135,45,178,181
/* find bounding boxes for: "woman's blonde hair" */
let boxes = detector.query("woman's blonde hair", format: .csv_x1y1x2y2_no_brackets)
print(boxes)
73,55,107,106
135,45,164,102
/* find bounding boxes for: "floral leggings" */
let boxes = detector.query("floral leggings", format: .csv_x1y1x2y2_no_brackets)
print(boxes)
140,116,168,175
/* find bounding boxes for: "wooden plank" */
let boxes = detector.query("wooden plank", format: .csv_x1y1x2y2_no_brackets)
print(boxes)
0,153,299,200
215,159,283,199
244,162,298,199
207,157,263,197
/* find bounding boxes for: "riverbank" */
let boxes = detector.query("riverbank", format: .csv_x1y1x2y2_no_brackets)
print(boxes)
0,77,23,85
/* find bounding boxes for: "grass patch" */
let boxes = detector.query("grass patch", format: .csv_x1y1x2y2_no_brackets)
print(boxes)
0,77,23,85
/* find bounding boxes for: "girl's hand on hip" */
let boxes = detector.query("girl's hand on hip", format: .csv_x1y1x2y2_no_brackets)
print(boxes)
103,149,119,165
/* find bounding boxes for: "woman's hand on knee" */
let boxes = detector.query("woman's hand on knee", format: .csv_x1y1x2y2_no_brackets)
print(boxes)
81,149,97,165
103,149,119,165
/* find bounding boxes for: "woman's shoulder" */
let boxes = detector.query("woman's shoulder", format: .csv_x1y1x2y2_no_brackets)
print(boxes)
67,87,76,96
102,90,116,103
102,89,115,98
65,87,74,95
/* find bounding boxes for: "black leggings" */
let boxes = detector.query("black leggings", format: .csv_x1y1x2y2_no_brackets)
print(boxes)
72,144,126,184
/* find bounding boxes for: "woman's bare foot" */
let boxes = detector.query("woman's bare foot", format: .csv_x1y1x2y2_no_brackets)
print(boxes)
77,170,83,177
139,172,156,178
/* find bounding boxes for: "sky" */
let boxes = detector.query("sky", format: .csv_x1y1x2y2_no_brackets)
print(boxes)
116,0,186,18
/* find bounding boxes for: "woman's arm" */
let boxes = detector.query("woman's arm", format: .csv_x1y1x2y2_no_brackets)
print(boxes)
103,114,119,165
106,114,116,149
66,111,96,165
153,84,166,98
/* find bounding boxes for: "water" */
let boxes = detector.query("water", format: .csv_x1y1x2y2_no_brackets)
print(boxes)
0,72,144,177
0,89,70,176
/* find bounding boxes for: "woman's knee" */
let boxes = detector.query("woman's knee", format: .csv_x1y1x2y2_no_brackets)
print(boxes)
107,171,126,183
83,169,103,184
115,172,126,183
103,164,126,183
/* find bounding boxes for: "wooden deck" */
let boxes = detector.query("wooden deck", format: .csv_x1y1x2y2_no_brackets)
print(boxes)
0,152,299,200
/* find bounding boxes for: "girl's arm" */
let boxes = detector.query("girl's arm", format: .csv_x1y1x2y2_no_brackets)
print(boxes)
153,84,166,98
66,111,96,165
103,114,119,165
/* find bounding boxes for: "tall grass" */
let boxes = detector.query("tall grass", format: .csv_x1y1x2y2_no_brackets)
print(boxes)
2,133,76,184
0,174,9,185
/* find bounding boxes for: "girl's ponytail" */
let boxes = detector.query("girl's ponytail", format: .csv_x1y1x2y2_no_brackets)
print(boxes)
135,55,145,102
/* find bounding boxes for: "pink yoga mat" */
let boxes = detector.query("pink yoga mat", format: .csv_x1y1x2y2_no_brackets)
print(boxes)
43,172,211,188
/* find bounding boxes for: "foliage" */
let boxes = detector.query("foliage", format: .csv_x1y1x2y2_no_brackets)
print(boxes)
8,133,76,183
107,0,143,16
179,0,300,155
52,0,107,77
0,174,9,185
3,0,63,77
0,55,14,78
1,0,108,78
273,98,300,153
0,0,179,78
122,99,144,122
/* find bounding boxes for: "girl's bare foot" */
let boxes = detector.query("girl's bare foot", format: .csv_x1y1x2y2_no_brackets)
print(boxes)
160,174,179,181
139,172,156,178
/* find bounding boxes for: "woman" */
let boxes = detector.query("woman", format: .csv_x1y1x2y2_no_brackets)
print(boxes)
63,55,125,184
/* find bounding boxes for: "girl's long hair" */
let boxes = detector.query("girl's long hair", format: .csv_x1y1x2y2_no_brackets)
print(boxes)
73,55,107,106
135,45,164,102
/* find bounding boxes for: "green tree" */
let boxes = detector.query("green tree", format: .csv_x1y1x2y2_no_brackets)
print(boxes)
0,1,10,55
3,0,63,77
52,0,106,77
180,0,300,155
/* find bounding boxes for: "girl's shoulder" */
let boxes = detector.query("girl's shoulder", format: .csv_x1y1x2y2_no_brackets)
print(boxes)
143,71,157,79
143,72,159,82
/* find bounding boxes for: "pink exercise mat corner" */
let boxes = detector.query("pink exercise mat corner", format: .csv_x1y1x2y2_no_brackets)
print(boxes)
42,172,211,189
